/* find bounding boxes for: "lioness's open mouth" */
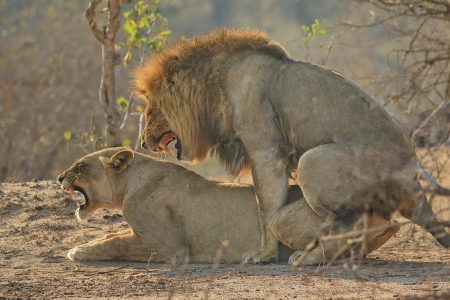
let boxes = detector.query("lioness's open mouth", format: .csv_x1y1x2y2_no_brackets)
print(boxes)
65,185,89,211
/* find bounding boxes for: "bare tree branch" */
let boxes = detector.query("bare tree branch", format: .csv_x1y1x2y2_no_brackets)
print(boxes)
85,0,105,44
418,164,450,196
412,101,449,141
350,0,450,111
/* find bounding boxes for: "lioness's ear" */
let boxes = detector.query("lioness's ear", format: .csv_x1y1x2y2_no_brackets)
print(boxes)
99,156,111,168
109,149,135,173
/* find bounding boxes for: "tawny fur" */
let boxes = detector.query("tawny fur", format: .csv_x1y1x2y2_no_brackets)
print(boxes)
133,28,289,173
133,29,450,262
59,148,398,264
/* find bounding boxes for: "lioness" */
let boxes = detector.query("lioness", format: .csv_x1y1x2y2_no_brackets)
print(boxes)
58,148,398,264
134,28,450,262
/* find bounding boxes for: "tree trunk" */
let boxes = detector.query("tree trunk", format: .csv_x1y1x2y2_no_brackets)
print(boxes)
86,0,122,147
101,34,121,146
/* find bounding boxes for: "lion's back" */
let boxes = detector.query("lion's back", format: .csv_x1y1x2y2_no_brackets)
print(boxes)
266,60,414,156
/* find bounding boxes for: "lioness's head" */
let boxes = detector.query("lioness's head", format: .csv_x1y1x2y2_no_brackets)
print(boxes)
57,148,134,221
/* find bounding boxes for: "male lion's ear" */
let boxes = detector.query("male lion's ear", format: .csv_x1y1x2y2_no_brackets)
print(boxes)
109,149,135,173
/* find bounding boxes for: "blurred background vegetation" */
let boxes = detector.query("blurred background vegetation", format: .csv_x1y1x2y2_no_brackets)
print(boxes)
1,0,448,182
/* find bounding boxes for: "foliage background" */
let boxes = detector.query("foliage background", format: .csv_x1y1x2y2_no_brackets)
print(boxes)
0,0,441,181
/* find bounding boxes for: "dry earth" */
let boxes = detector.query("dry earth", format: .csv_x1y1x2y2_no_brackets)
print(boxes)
1,151,450,299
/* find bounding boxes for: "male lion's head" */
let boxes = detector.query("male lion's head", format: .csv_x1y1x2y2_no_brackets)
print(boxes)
57,148,134,220
140,104,183,160
133,29,285,174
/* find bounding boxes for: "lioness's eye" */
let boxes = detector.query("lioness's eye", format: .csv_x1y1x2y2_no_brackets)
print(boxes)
75,163,86,173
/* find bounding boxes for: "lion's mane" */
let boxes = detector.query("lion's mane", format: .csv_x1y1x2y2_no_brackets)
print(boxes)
133,28,291,175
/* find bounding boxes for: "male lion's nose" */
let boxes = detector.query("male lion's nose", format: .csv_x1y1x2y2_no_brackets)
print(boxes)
57,174,65,183
141,140,148,149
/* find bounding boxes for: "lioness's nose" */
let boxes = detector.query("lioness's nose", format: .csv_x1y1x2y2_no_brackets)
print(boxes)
57,174,64,183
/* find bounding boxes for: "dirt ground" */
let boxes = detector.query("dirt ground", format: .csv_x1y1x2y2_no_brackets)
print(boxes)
1,160,450,299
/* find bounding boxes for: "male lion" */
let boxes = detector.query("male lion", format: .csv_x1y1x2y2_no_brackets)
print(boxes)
134,28,450,263
58,148,398,264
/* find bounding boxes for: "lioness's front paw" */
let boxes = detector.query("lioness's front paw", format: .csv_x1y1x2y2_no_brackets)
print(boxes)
67,246,89,261
242,250,277,264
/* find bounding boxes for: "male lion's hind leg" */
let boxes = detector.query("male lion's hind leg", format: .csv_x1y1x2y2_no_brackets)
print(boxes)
68,229,163,262
298,143,450,248
287,220,399,267
288,248,325,266
296,143,390,219
270,196,400,266
285,220,400,267
270,197,329,266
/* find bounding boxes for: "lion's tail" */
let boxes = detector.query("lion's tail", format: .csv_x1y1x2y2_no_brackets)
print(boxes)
398,179,450,248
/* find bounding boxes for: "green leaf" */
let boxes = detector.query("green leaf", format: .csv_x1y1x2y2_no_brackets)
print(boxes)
63,130,72,141
301,24,310,33
135,105,144,113
123,20,137,36
301,19,327,45
121,139,132,148
123,0,170,50
159,30,172,36
116,96,129,112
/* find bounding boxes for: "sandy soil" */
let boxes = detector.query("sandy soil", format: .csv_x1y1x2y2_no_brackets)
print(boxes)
0,179,448,300
2,147,450,299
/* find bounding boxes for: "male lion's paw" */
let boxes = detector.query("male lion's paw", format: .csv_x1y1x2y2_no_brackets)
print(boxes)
288,250,304,267
67,246,89,261
242,250,277,264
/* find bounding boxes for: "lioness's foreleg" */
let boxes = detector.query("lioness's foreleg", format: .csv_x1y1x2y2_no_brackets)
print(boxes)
67,229,166,262
81,229,131,246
